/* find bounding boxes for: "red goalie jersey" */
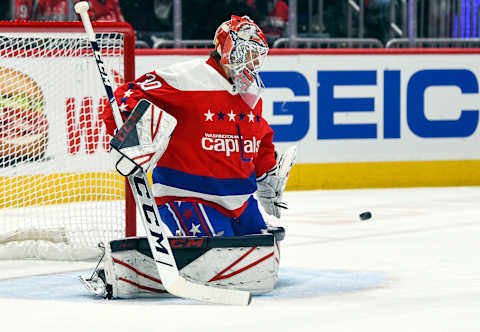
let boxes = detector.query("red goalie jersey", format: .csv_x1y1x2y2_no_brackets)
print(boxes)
102,56,276,217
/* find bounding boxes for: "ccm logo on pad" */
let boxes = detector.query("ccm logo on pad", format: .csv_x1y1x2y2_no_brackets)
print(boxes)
170,238,206,249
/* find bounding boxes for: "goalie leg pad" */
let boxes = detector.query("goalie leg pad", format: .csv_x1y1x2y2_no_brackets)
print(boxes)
105,244,169,298
82,228,284,299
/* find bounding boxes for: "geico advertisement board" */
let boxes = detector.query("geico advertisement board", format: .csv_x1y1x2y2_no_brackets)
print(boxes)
136,50,480,165
3,50,477,189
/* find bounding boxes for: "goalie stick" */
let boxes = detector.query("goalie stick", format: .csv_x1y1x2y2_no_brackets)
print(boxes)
74,1,251,305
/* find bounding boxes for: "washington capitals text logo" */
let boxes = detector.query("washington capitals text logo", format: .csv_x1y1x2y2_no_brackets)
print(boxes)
201,132,260,157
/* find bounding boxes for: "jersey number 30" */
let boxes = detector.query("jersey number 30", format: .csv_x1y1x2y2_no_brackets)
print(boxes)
138,73,162,91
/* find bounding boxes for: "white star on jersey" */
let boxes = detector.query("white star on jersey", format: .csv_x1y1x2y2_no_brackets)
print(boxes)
227,110,236,121
189,223,201,236
204,110,214,121
123,90,134,98
247,111,255,122
119,103,128,111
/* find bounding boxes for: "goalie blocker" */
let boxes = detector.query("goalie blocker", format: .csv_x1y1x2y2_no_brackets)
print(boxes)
81,226,284,298
110,99,177,176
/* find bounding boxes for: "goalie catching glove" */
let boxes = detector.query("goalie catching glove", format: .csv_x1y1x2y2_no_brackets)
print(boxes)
256,145,297,218
110,99,177,176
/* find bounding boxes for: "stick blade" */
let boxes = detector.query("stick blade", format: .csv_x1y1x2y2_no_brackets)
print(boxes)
168,277,252,306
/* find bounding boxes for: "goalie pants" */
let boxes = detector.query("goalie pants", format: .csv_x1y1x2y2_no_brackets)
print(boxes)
158,196,267,237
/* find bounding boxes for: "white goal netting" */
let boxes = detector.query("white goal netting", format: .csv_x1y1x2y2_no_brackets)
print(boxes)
0,24,133,260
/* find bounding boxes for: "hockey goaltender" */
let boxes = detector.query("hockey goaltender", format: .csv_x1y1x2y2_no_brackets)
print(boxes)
81,15,296,301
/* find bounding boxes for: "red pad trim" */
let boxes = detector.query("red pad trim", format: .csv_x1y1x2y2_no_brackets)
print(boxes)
113,257,163,285
118,277,167,293
209,247,274,282
151,107,163,140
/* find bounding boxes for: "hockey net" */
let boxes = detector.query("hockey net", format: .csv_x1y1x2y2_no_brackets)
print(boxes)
0,22,136,260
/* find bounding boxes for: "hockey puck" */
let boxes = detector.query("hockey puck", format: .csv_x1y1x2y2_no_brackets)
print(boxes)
359,211,372,220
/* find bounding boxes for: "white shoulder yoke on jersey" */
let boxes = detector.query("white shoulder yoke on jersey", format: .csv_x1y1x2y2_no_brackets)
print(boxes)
154,59,236,94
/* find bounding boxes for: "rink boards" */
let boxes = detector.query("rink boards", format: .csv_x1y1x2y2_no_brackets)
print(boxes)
136,49,480,189
2,48,480,205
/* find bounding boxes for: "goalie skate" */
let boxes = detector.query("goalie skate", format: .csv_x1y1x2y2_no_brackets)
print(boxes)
79,269,110,298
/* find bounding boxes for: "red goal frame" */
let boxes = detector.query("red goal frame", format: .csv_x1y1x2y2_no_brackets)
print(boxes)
0,21,137,237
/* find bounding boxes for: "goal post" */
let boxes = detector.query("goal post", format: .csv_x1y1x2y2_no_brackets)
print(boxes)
0,21,136,260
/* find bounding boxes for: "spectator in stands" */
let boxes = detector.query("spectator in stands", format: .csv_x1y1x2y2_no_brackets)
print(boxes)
257,0,289,45
119,0,173,48
13,0,124,22
364,0,391,44
322,0,348,38
185,0,259,40
88,0,124,22
0,1,11,20
13,0,68,20
246,0,268,22
121,0,263,45
153,0,172,26
322,0,391,44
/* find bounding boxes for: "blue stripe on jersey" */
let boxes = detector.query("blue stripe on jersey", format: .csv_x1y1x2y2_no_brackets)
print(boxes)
152,167,257,196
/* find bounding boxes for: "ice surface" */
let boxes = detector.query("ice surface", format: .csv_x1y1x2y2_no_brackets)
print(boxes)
0,187,479,332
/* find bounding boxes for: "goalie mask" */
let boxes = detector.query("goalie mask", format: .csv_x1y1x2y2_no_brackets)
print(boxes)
214,15,269,109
